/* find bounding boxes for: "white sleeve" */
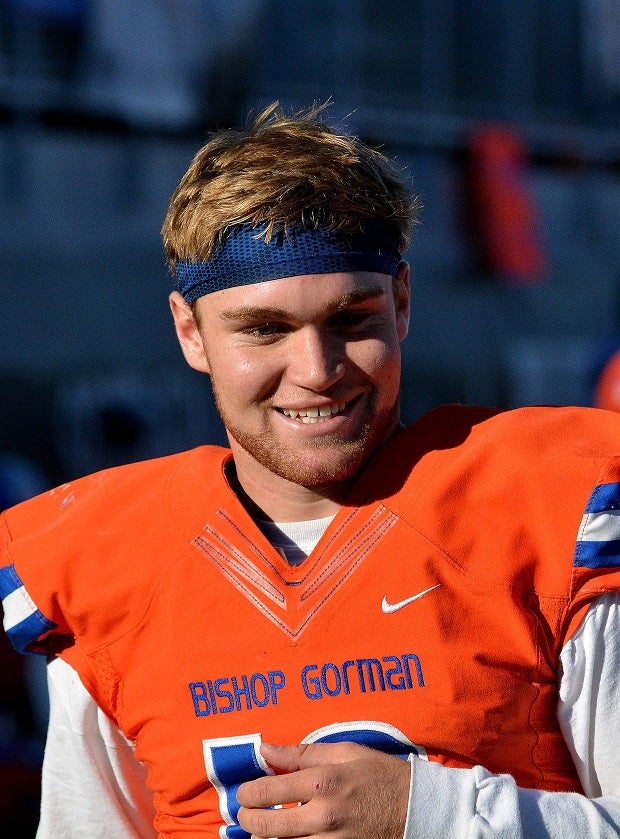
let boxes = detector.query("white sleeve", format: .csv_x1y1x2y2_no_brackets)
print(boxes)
403,592,620,839
36,656,157,839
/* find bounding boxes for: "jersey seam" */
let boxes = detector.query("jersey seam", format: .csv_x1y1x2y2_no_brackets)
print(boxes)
400,518,572,599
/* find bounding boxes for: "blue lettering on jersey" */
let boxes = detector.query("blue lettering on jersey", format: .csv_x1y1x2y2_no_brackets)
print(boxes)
190,670,286,716
189,653,423,717
203,733,270,839
301,653,424,700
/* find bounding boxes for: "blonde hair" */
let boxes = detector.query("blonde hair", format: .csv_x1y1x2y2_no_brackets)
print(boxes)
162,102,419,272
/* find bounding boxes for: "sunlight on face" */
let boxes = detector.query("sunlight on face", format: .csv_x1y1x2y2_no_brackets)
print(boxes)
187,268,410,492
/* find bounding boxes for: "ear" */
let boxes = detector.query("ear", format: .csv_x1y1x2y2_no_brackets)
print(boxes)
169,291,211,374
394,261,410,341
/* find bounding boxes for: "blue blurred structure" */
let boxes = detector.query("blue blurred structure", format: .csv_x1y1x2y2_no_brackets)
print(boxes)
0,0,85,80
0,2,615,444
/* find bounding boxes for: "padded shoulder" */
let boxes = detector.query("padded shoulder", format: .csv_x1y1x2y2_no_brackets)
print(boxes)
0,445,230,655
383,405,620,597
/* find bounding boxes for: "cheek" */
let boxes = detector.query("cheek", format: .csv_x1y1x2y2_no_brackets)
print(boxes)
208,345,253,377
360,340,402,408
209,349,279,400
235,359,257,378
355,337,401,378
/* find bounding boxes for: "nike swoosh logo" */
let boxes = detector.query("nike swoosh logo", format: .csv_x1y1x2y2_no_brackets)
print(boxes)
382,584,441,614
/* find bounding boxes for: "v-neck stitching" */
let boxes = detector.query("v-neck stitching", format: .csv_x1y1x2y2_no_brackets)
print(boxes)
167,446,399,638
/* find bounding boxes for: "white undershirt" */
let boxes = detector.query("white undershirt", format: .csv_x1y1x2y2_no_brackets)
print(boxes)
256,516,336,565
35,518,620,839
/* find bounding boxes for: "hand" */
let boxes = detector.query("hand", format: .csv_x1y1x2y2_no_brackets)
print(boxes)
236,740,411,839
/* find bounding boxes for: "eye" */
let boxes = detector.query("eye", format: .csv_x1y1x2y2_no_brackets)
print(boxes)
330,310,375,331
245,322,288,339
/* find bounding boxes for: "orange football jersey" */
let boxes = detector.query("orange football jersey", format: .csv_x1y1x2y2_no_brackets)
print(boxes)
2,405,620,837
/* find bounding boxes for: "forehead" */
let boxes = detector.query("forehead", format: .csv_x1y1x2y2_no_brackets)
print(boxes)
195,271,393,320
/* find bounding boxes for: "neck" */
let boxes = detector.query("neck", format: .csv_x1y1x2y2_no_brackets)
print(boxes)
226,460,347,522
224,416,402,522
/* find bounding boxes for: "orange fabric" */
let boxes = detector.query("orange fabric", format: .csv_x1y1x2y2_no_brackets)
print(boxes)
2,405,620,836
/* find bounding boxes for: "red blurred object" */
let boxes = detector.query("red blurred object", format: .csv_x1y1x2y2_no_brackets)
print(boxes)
468,125,548,284
594,349,620,412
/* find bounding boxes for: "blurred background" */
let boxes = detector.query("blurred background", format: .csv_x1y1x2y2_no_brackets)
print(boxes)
0,0,618,834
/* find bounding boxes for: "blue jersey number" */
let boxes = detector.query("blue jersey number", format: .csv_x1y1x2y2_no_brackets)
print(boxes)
203,721,424,839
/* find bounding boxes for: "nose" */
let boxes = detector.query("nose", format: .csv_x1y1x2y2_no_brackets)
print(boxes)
286,327,345,391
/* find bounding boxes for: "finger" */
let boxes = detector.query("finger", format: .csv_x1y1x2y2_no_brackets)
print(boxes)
258,743,307,773
260,740,367,773
238,800,340,839
237,765,329,808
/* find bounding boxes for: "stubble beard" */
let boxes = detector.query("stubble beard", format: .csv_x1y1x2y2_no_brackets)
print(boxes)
212,387,399,489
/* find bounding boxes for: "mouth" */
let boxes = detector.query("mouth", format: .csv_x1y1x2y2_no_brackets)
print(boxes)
278,401,348,424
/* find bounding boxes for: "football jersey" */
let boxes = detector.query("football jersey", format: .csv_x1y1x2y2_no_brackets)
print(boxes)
2,404,620,838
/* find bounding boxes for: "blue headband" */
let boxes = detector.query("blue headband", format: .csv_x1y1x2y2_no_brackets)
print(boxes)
175,222,402,302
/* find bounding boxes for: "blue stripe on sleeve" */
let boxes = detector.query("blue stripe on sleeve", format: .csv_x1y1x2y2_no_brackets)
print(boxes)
575,538,620,569
1,563,56,654
6,610,56,655
575,481,620,568
0,563,22,598
584,482,620,514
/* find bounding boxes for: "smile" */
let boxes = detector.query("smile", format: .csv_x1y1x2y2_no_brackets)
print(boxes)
279,401,347,424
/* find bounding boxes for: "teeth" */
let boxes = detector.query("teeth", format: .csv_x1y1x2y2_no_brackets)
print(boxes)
282,402,346,423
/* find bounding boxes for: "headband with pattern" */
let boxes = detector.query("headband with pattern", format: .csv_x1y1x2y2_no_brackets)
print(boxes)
175,221,402,302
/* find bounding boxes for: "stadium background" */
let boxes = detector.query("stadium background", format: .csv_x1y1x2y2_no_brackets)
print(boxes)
0,1,618,834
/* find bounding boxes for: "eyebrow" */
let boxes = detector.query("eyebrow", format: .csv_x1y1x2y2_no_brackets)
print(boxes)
219,285,386,322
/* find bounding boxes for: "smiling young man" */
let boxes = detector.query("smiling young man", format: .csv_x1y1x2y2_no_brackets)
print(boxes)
169,267,409,520
1,103,620,838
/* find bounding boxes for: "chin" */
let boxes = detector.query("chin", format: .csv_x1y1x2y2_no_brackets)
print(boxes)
278,458,365,489
232,431,384,490
226,404,399,489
